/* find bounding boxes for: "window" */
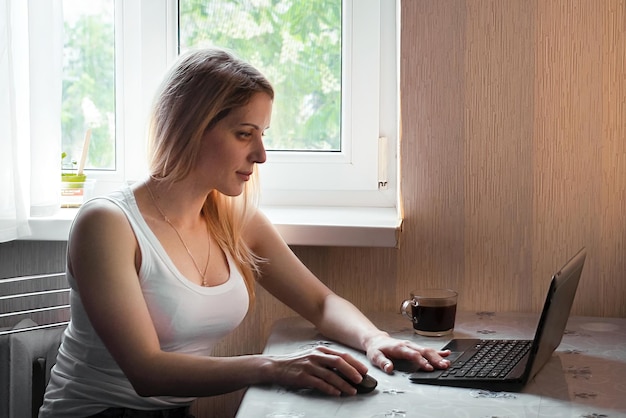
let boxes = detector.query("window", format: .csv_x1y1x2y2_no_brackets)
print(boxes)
61,0,115,172
66,0,398,208
5,0,399,244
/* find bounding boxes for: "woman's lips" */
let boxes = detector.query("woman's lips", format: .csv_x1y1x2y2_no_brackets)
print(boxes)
237,171,252,181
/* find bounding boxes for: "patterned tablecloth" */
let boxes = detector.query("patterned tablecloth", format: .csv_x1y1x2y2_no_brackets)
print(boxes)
235,311,626,418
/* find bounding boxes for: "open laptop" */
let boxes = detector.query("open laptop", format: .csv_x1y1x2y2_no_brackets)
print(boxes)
409,247,586,391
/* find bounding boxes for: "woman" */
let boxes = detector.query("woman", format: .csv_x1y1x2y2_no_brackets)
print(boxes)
40,48,449,417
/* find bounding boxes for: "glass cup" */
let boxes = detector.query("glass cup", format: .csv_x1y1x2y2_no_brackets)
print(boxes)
400,289,458,336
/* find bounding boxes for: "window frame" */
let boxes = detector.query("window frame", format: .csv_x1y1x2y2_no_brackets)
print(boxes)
18,0,400,246
88,0,398,210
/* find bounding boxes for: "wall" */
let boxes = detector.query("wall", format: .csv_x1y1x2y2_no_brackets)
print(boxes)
400,0,625,318
1,1,624,416
0,241,67,279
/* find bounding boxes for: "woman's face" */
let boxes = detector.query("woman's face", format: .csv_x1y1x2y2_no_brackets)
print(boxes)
196,92,272,196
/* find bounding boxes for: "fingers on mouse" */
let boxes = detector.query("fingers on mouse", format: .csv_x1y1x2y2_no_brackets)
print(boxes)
334,369,378,394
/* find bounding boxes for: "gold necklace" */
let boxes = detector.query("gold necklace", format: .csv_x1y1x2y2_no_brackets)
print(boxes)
146,182,211,286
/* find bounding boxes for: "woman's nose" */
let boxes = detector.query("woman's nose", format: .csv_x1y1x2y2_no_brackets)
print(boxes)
251,136,266,164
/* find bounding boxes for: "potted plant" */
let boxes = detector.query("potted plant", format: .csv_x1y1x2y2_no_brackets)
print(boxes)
61,152,87,183
60,130,91,207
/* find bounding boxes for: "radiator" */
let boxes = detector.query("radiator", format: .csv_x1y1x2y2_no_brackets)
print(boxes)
0,272,70,418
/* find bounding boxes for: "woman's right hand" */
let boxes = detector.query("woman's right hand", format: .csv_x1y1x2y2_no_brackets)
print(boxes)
265,346,369,396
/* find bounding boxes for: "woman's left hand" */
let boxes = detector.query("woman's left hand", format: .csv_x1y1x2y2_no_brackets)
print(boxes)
365,334,451,373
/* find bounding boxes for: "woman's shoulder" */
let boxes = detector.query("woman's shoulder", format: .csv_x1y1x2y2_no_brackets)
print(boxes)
75,186,136,221
77,193,127,219
242,208,285,253
241,208,270,237
71,193,136,241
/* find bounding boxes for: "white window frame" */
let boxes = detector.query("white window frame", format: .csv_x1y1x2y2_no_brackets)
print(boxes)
93,0,398,207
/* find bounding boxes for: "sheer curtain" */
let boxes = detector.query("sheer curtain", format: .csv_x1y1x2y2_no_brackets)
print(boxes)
0,0,62,242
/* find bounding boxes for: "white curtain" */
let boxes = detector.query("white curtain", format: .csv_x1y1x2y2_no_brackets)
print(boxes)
0,0,62,242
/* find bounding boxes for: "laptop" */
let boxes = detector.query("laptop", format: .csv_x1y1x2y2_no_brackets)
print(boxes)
409,247,586,391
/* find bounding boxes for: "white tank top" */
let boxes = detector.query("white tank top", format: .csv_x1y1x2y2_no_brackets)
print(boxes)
39,186,250,417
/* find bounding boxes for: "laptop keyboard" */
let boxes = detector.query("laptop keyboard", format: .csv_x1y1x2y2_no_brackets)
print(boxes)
441,340,532,379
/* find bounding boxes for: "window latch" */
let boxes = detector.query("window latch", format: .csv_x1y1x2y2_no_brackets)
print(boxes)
378,136,388,190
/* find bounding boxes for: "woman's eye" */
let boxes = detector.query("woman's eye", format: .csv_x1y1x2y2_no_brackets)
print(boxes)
238,132,252,139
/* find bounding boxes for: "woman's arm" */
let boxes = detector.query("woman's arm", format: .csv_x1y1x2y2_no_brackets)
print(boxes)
244,210,450,374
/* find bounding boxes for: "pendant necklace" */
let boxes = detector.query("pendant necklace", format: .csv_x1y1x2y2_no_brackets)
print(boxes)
146,182,211,286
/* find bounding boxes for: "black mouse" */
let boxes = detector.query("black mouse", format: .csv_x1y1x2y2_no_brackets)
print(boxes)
334,370,378,394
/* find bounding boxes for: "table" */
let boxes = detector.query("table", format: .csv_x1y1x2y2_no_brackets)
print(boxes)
236,311,626,418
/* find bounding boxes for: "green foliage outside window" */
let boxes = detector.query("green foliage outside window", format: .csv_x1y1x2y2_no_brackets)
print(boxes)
62,1,115,171
179,0,342,151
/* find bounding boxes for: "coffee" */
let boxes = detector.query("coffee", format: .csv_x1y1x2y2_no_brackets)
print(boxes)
401,289,458,336
411,303,456,333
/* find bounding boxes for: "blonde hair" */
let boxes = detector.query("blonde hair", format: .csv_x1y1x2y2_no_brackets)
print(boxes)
147,48,274,304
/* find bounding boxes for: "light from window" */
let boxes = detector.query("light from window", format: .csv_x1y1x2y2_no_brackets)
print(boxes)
178,0,342,152
61,0,115,171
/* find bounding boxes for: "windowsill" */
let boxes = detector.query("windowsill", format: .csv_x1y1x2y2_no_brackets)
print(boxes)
22,206,402,248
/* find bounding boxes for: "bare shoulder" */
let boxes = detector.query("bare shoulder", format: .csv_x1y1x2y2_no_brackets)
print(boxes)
71,197,133,240
241,209,299,266
68,197,138,271
242,209,281,249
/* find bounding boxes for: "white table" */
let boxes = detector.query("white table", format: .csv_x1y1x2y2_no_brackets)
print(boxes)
236,311,626,418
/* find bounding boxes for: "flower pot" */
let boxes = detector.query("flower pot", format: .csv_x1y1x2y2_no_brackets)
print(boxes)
60,175,94,208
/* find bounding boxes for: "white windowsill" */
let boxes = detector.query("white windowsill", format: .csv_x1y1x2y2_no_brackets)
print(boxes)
22,206,402,248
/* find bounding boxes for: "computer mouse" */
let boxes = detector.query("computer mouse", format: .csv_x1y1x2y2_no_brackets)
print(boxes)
334,369,378,394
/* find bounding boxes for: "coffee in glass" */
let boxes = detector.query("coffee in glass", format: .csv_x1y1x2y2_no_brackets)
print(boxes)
401,289,458,336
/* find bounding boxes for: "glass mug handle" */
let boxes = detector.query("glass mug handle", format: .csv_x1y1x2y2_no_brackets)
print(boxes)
400,298,418,323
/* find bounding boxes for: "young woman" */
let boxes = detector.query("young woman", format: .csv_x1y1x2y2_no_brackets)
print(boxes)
39,48,449,418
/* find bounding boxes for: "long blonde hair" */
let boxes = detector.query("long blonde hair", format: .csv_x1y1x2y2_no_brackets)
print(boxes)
147,48,274,304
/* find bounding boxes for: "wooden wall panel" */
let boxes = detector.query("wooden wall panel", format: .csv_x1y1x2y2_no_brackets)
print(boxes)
533,0,605,314
600,0,626,318
463,0,535,312
401,0,625,317
397,0,467,305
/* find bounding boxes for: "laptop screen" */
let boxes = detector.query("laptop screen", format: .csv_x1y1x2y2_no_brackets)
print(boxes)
526,248,586,381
